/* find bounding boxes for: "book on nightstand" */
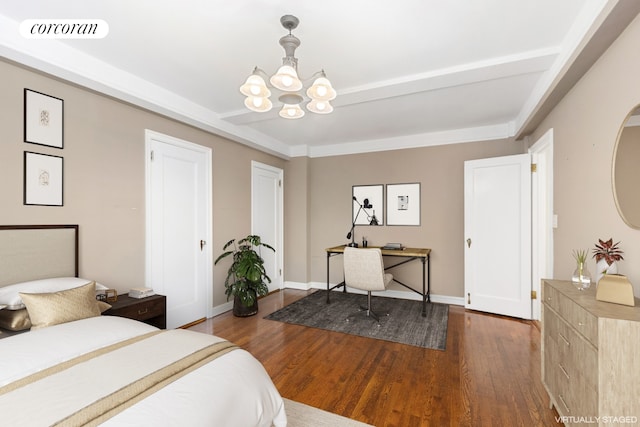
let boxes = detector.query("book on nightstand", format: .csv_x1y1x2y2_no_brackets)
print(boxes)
129,287,155,299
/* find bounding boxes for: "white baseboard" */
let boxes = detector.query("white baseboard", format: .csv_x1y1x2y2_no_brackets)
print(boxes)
283,281,312,290
290,281,464,306
208,281,465,319
210,300,233,317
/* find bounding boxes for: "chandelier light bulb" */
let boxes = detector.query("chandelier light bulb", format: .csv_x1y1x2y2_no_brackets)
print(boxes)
307,99,333,114
307,76,336,101
279,103,305,119
240,74,270,98
270,65,302,92
281,75,293,88
244,96,272,113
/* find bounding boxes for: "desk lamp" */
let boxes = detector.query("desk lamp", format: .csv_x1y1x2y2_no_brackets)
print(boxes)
347,197,378,247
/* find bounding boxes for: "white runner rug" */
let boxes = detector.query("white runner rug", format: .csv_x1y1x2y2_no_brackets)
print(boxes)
284,398,374,427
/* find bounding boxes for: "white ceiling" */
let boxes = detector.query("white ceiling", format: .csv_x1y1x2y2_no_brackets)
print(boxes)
0,1,633,158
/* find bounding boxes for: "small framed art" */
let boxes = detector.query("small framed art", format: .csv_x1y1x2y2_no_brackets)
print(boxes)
386,183,420,225
24,151,64,206
24,89,64,149
352,184,383,225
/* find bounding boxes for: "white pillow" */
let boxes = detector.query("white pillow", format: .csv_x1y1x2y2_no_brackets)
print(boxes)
0,277,108,310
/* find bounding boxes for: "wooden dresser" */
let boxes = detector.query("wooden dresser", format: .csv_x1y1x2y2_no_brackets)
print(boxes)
542,279,640,426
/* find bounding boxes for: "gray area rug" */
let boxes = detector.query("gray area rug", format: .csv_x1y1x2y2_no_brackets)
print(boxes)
265,291,448,350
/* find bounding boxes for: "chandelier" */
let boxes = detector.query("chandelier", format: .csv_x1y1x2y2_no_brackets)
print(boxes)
240,15,336,119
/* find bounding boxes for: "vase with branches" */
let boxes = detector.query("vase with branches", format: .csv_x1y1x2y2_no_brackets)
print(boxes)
571,249,591,290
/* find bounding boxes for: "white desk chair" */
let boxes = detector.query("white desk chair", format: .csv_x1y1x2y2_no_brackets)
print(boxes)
343,247,393,323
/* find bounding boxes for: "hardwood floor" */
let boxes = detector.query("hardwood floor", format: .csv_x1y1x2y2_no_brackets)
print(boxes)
188,289,560,427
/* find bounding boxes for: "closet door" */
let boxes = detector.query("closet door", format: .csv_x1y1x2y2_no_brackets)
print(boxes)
251,161,283,293
146,130,212,328
464,154,531,319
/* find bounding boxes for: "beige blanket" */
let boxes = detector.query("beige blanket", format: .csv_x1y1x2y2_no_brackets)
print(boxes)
0,329,238,427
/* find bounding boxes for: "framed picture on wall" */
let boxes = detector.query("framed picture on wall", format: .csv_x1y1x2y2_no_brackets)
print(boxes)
386,183,420,225
24,89,64,149
24,151,63,206
352,184,383,225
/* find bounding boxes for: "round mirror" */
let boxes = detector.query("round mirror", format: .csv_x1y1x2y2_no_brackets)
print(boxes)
613,105,640,229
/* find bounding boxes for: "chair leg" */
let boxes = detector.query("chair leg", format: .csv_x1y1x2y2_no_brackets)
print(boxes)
362,292,380,321
347,291,388,324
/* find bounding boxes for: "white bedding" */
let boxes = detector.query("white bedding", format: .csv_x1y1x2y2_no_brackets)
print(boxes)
0,316,287,426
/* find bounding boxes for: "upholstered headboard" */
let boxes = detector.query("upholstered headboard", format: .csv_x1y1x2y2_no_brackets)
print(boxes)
0,225,78,287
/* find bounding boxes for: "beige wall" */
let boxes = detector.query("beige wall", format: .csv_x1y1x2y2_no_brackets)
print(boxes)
302,140,523,298
0,61,285,308
283,157,310,282
530,14,640,294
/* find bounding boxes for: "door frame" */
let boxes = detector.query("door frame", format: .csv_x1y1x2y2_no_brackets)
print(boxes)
144,129,213,319
529,128,554,320
251,161,284,291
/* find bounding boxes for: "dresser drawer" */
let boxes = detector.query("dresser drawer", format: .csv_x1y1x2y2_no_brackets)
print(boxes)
103,293,167,329
553,315,598,390
554,367,598,422
115,298,163,320
543,282,561,312
544,281,598,347
545,304,598,389
543,329,559,398
557,293,598,347
543,304,561,346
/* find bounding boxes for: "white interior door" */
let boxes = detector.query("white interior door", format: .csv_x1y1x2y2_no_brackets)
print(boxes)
146,130,212,328
464,154,532,319
251,161,283,293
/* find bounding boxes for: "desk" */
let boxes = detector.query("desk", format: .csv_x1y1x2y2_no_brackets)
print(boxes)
326,245,431,316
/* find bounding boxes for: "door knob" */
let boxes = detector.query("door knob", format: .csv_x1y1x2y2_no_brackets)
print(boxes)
200,240,206,251
466,238,472,248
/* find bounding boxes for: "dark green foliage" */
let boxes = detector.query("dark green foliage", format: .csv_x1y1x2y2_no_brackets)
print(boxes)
214,235,275,308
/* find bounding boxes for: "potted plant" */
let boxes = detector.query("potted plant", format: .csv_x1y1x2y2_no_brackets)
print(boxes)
214,235,275,317
592,238,624,283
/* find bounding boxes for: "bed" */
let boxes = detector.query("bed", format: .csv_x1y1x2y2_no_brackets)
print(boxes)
0,225,287,426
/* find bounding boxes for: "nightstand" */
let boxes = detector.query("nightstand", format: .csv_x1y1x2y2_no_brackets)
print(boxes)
103,293,166,329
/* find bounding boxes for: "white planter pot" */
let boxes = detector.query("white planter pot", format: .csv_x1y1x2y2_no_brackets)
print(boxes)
595,259,618,285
